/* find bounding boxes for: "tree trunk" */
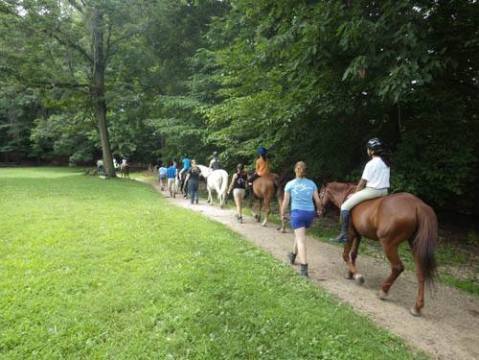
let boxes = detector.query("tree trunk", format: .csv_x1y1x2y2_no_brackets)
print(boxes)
91,7,115,177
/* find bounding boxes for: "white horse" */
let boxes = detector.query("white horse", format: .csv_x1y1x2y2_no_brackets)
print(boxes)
198,165,229,207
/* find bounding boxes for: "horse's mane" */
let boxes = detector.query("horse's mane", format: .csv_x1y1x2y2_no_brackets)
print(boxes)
322,181,356,209
325,181,356,191
197,164,211,177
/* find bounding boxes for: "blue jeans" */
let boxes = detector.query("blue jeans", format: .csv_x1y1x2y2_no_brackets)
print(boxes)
189,181,199,204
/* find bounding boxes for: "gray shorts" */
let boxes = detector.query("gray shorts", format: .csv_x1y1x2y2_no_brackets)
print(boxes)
233,188,245,199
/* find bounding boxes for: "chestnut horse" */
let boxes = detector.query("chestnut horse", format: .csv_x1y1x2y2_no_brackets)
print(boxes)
250,174,286,232
318,182,438,316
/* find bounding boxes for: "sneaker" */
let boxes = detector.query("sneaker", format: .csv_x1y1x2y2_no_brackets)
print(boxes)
287,252,297,265
299,264,309,277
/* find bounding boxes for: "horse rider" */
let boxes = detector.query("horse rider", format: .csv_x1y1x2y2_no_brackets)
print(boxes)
178,155,191,196
248,146,271,185
335,137,391,243
209,151,221,170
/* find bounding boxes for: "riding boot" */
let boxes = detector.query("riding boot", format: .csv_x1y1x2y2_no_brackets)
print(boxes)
299,264,309,277
335,210,351,244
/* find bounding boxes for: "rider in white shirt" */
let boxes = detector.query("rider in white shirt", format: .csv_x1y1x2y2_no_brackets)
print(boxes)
336,138,391,243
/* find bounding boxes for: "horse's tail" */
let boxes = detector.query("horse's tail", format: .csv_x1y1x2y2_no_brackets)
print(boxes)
413,203,438,284
220,171,228,195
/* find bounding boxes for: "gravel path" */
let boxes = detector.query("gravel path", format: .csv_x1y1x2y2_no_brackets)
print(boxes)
152,183,479,359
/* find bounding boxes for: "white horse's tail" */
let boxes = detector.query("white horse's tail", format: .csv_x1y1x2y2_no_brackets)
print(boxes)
219,170,228,197
215,170,228,207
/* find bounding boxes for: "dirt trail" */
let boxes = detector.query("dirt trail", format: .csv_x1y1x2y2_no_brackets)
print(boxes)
152,183,479,359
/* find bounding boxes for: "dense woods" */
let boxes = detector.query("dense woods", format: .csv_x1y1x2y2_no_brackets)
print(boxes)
1,0,478,217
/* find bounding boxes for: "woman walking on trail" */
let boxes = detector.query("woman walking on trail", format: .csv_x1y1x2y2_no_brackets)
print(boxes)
227,163,248,223
281,161,322,277
166,161,177,197
158,164,167,191
335,137,391,244
185,159,201,204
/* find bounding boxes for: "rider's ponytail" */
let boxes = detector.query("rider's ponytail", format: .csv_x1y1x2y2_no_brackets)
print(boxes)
378,151,392,168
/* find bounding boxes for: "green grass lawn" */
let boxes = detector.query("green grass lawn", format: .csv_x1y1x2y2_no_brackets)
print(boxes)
0,168,425,359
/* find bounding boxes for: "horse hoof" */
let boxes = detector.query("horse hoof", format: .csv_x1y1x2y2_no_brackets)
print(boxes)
345,272,354,280
353,273,365,285
261,222,267,227
378,290,388,300
409,307,421,317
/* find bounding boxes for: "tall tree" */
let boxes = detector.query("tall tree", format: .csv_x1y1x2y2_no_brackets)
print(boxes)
0,0,151,176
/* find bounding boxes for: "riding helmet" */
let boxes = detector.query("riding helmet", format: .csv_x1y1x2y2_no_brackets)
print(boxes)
366,138,384,152
257,146,268,156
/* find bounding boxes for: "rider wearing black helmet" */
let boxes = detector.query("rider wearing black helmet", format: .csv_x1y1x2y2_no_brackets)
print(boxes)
335,137,391,243
209,151,221,170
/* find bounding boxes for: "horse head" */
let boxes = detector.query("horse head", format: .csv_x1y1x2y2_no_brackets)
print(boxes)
318,182,357,216
317,184,330,217
197,165,212,179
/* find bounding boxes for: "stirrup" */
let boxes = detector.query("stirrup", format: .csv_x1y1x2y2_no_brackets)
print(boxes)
334,234,348,244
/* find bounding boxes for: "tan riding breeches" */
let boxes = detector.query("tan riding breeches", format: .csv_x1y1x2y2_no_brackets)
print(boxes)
340,187,388,211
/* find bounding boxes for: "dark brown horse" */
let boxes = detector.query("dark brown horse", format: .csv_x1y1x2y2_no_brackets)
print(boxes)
250,174,286,232
318,182,438,316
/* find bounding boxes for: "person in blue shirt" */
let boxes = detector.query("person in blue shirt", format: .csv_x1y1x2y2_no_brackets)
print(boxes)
280,161,322,277
178,156,192,197
166,161,178,198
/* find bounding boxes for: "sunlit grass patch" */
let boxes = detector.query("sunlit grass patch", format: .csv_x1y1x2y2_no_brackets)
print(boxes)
0,168,426,358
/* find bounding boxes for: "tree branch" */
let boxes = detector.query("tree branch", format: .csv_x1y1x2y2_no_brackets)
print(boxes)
105,21,113,61
48,28,93,64
67,0,84,14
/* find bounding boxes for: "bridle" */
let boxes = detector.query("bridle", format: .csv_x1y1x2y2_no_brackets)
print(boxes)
318,185,328,216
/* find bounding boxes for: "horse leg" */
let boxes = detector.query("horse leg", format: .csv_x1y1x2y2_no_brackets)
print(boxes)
277,195,286,233
251,198,261,222
261,197,270,226
218,189,224,208
348,235,364,284
411,253,426,317
342,236,354,279
208,187,212,204
378,241,405,300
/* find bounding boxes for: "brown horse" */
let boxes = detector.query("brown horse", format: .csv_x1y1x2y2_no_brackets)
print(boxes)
318,182,438,316
250,174,286,232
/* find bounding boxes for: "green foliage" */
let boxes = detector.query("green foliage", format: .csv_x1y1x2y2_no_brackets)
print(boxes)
1,0,479,214
0,85,41,160
30,113,98,163
0,167,426,358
